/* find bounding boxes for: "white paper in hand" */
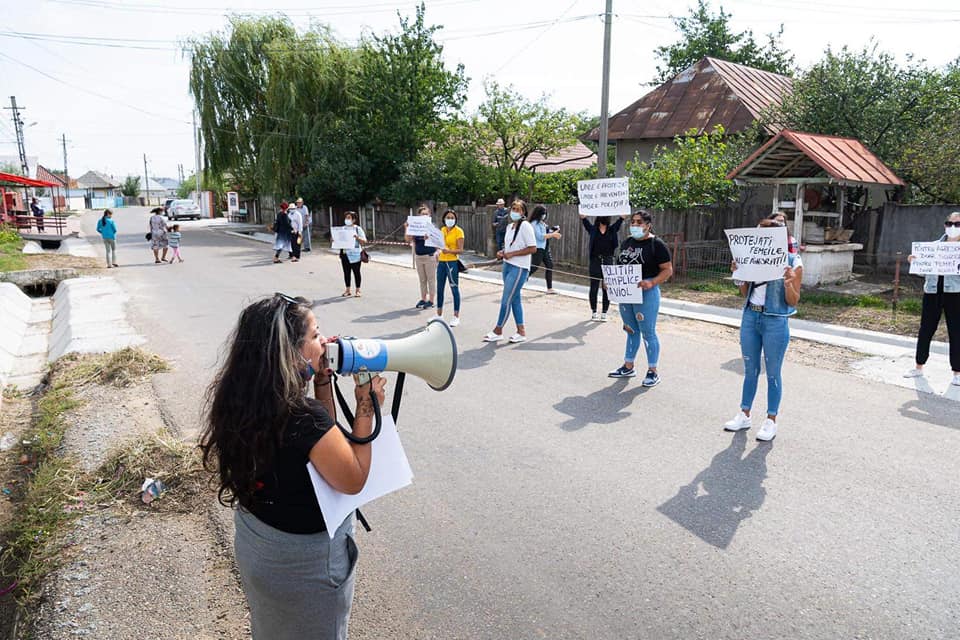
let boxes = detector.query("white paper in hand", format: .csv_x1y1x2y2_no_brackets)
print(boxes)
307,414,413,538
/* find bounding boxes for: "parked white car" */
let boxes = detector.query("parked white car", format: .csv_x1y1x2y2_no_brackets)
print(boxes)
167,199,201,221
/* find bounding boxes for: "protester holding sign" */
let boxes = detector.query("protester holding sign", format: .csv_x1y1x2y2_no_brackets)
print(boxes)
723,218,803,442
339,211,367,297
436,209,465,327
406,205,438,309
484,200,537,344
608,211,672,386
904,211,960,385
201,293,387,640
580,214,626,321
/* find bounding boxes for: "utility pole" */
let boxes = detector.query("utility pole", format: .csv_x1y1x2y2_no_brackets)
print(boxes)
192,109,202,204
61,133,70,191
143,153,150,206
597,0,613,178
5,96,29,177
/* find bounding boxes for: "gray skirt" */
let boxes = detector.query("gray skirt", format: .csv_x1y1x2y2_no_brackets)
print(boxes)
234,509,358,640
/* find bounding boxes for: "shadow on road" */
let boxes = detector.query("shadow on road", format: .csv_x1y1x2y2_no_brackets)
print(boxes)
720,356,745,375
459,342,499,370
553,378,648,431
657,430,771,549
898,376,960,431
513,321,601,352
353,308,426,323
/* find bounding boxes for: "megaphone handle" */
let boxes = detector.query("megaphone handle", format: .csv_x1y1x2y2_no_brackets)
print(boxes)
391,372,406,425
332,375,382,444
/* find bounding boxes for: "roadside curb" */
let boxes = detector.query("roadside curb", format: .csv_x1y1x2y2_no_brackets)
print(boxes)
215,229,946,359
49,277,145,362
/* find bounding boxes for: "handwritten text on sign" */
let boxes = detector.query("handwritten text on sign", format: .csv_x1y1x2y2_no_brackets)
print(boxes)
424,225,444,249
602,264,644,303
406,215,433,237
909,241,960,276
577,178,631,217
331,226,357,249
725,226,789,282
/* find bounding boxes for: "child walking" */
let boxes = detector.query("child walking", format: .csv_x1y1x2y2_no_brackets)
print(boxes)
168,224,184,263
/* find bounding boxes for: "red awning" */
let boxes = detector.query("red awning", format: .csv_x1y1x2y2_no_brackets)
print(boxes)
0,171,60,188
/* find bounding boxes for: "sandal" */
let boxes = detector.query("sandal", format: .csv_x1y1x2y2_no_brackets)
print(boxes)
354,290,362,297
342,290,352,297
508,333,526,344
482,331,502,342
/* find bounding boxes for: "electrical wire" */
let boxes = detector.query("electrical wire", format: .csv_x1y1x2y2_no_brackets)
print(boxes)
492,0,587,74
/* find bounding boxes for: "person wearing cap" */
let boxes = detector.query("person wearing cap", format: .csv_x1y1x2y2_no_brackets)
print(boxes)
491,198,510,251
287,200,303,263
296,197,312,252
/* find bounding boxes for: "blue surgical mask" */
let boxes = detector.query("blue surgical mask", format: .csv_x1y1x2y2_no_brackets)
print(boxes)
300,356,316,382
630,226,647,240
510,211,522,222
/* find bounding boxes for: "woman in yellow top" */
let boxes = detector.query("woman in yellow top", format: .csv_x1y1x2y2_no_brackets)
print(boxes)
436,209,465,327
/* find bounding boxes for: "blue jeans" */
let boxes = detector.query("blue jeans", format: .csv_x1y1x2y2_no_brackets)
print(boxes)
495,228,506,251
739,308,790,416
496,262,528,327
436,260,461,313
618,284,661,368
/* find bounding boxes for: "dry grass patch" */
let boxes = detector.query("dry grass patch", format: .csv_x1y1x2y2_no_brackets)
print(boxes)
56,347,169,389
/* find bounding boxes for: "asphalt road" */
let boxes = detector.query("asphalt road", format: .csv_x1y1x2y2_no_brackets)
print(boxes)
85,208,960,639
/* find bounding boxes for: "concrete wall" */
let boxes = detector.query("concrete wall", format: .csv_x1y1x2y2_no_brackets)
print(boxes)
614,139,673,176
870,203,960,257
0,283,33,406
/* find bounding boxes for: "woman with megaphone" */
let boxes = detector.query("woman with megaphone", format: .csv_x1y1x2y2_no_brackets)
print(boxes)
200,293,386,639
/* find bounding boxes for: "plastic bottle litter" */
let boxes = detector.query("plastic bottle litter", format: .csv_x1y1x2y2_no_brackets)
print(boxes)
0,432,15,451
140,478,167,504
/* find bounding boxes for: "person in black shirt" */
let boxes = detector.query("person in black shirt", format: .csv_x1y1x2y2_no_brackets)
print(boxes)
608,210,673,386
580,214,628,321
200,294,386,639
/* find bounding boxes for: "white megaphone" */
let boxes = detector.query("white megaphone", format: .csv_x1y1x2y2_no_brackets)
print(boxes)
324,317,457,390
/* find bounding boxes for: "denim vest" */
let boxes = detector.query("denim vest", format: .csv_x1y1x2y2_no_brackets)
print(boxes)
744,254,798,317
922,235,960,294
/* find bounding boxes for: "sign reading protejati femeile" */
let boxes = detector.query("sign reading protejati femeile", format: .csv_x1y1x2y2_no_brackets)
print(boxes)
725,226,789,282
909,241,960,276
601,264,643,303
577,178,631,217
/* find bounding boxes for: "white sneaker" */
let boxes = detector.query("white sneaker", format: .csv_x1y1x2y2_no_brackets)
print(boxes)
508,333,526,344
756,419,778,442
449,317,460,327
591,312,601,321
903,368,924,378
723,411,751,432
599,313,609,322
952,374,960,386
482,332,502,342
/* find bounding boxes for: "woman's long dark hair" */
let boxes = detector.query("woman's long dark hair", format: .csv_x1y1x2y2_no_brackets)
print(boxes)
200,295,313,508
101,209,112,224
529,205,547,224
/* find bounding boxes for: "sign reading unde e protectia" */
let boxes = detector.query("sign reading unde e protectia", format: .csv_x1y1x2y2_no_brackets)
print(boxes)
577,178,631,217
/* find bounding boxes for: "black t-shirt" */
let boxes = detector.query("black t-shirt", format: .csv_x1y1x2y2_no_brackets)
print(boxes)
248,398,335,534
413,235,435,256
617,236,672,279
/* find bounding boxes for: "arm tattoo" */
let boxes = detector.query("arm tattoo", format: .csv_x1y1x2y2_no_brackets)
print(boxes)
356,395,375,418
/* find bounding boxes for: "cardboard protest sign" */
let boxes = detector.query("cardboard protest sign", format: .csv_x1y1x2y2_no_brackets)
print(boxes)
909,241,960,276
406,215,433,236
424,225,444,249
601,264,643,303
331,226,357,249
725,226,789,282
577,178,631,217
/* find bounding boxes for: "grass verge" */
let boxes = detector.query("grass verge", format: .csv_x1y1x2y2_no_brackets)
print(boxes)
0,348,172,632
0,224,26,272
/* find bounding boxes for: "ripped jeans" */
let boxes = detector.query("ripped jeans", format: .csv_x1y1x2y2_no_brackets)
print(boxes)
739,308,790,416
618,284,661,368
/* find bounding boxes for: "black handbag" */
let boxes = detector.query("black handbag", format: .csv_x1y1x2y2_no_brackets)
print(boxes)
360,249,370,263
456,259,468,273
145,232,152,241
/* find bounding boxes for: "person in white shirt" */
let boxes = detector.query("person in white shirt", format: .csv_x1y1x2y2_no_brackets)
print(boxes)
483,200,537,344
287,203,303,262
296,197,312,252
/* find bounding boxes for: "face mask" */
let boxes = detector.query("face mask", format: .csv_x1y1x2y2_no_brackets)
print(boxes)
946,226,960,239
630,226,647,240
344,219,354,227
510,211,522,222
300,356,316,382
445,219,455,228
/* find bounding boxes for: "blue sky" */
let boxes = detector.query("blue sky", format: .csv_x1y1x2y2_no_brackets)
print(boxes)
1,0,957,180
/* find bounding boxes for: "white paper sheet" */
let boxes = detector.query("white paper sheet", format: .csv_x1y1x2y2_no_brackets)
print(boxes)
602,264,643,303
307,414,413,538
909,241,960,276
406,215,433,236
424,225,444,249
331,226,357,250
725,226,789,282
577,177,631,217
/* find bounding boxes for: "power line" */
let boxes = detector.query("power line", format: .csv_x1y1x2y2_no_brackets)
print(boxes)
48,0,483,17
493,0,587,74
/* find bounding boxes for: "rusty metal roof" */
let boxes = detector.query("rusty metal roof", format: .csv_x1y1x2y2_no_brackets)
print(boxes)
586,57,792,142
728,129,905,187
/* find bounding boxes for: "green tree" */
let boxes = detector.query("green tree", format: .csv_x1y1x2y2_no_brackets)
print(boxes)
626,125,755,210
531,167,596,205
470,80,586,196
120,176,141,197
654,0,793,82
772,44,956,202
0,162,23,176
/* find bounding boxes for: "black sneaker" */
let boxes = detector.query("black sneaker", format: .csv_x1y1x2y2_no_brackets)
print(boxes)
642,370,661,387
422,301,435,309
415,300,426,309
608,365,636,378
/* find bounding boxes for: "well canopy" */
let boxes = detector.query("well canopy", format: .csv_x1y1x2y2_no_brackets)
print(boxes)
0,171,60,188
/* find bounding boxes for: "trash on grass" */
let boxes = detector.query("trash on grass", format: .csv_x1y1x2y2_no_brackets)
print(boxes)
0,432,15,451
140,478,167,504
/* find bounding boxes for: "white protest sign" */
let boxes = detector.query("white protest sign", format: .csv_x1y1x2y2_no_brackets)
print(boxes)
909,241,960,276
602,264,644,303
331,226,357,249
406,215,433,236
577,177,631,217
424,225,444,249
725,226,789,282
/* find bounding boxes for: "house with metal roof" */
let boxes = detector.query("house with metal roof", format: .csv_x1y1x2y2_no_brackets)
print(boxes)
586,56,793,176
76,170,122,209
